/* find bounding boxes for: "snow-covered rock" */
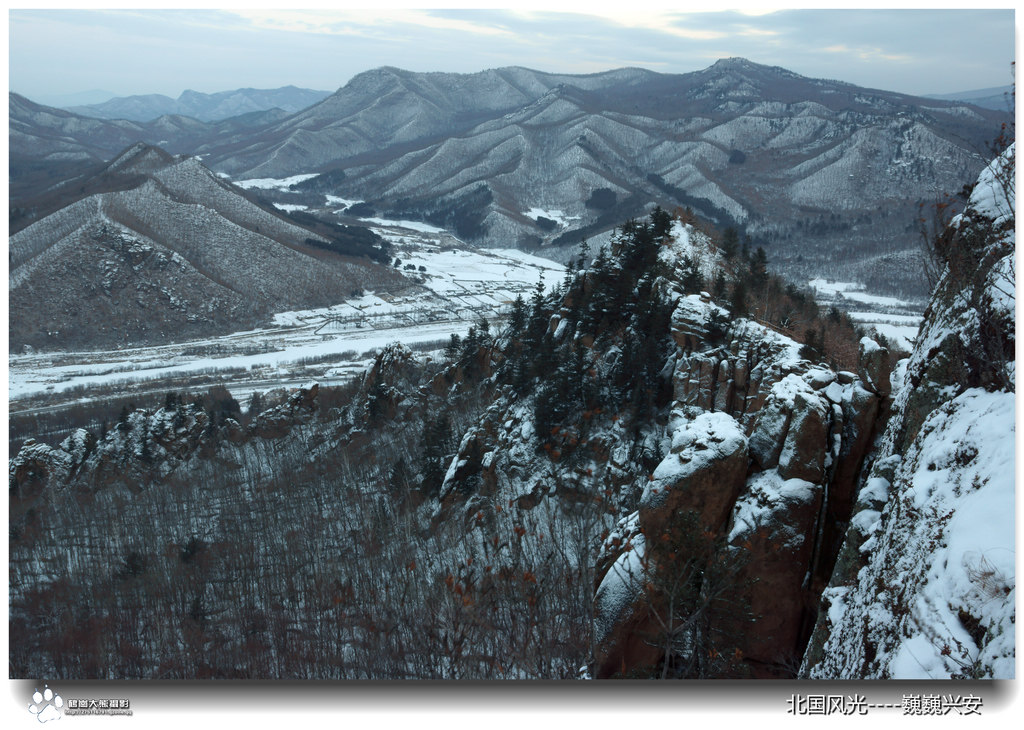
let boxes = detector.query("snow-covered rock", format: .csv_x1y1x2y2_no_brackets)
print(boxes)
803,145,1015,679
642,412,748,534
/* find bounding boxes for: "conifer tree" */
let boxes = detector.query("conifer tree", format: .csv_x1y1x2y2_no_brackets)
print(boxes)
800,327,823,362
749,246,769,291
507,294,527,336
680,255,703,293
576,238,591,270
246,392,264,418
721,227,739,260
730,280,749,317
650,205,673,240
712,270,728,301
444,333,462,361
419,410,452,496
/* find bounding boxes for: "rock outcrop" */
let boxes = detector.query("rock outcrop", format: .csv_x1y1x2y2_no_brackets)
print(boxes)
591,292,889,678
14,191,1011,681
801,145,1015,680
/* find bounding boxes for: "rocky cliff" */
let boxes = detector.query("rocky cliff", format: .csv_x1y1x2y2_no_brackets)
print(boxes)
583,296,889,677
800,145,1015,679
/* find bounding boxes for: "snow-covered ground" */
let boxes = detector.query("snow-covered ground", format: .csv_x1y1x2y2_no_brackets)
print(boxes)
846,311,923,353
233,173,320,191
361,217,448,233
325,194,363,208
809,278,925,352
809,278,920,308
525,207,581,227
9,224,564,410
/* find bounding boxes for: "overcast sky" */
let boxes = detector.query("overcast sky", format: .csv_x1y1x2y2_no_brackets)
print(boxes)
7,4,1017,105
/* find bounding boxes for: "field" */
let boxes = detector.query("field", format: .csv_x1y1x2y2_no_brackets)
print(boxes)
9,219,565,442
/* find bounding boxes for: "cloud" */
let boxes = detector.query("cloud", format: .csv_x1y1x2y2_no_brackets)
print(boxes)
228,9,516,38
823,43,912,64
8,7,1014,99
736,26,780,38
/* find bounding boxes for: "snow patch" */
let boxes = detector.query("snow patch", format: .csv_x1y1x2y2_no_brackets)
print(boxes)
365,218,448,233
233,173,320,191
525,207,580,227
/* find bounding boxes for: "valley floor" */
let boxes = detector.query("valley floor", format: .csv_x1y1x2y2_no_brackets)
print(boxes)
9,218,922,442
9,223,565,416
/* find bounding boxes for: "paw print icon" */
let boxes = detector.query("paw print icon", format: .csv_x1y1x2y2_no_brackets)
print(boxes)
28,686,64,723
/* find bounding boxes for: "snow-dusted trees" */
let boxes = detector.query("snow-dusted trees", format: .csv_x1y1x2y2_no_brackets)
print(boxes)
635,510,753,678
418,409,453,496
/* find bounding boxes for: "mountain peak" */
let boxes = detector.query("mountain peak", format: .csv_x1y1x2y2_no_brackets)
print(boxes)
102,142,175,176
706,57,796,78
710,57,758,69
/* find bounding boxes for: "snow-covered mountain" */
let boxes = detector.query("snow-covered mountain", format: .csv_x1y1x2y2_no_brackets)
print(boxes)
926,85,1014,112
66,86,331,122
9,144,405,350
191,60,1008,293
13,60,1008,292
8,93,290,204
7,69,1015,681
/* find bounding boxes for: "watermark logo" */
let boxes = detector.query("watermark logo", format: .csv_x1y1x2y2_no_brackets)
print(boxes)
63,698,132,716
786,693,983,716
27,685,64,723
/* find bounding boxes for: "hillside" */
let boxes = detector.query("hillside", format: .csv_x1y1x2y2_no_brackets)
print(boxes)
7,92,1014,682
9,145,405,350
195,60,1005,294
802,144,1015,679
926,85,1014,112
8,93,288,204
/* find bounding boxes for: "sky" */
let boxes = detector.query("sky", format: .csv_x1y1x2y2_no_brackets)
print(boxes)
5,3,1019,106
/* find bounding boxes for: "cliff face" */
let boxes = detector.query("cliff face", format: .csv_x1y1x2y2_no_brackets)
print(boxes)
584,296,887,677
802,145,1015,679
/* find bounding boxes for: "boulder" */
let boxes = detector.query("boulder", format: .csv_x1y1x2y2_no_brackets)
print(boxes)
830,384,880,520
593,530,661,677
857,337,892,397
747,377,801,469
713,359,734,413
640,412,748,535
250,382,319,439
10,439,75,499
726,472,823,676
777,391,828,483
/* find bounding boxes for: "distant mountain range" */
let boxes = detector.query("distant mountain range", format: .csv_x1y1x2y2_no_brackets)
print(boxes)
925,85,1013,111
65,85,332,122
9,92,292,204
29,88,117,108
9,144,405,350
10,59,1012,296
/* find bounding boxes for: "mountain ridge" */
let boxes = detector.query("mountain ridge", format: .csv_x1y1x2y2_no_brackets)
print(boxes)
8,142,1015,678
65,85,332,122
186,59,1006,295
11,59,1012,293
